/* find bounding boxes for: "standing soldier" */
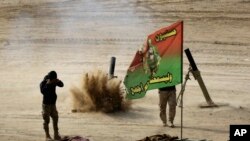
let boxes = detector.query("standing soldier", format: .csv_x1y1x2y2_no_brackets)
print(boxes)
138,39,161,76
40,71,64,140
158,86,177,128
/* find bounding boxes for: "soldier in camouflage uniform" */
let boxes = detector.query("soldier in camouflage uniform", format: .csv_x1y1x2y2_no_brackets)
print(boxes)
158,86,176,127
40,71,64,140
139,39,161,77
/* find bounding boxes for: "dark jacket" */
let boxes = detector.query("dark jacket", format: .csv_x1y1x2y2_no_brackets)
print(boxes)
40,77,64,105
159,86,176,91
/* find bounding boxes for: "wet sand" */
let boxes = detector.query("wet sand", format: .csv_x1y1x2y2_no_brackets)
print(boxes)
0,0,250,140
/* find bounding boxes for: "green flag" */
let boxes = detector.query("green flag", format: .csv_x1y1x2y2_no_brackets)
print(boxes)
124,21,183,99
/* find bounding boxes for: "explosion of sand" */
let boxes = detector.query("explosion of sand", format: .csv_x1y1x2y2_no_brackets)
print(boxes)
70,70,131,113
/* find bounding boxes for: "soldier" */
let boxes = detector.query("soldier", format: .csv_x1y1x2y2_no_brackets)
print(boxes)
138,39,161,76
40,71,64,140
158,86,176,128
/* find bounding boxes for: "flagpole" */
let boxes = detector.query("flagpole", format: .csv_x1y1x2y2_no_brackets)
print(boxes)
177,66,191,140
180,86,183,140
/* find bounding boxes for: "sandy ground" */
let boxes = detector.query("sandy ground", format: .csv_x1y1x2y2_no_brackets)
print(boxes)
0,0,250,141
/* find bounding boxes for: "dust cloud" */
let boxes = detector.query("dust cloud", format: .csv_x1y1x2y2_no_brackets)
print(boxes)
70,70,131,113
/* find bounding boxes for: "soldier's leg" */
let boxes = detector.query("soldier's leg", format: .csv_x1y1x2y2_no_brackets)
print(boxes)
51,105,61,140
159,91,169,126
168,91,177,127
42,104,52,139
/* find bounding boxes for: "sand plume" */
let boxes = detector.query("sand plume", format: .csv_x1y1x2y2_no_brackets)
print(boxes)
70,70,131,113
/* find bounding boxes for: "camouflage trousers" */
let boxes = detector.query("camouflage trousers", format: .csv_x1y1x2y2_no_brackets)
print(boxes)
42,104,59,134
158,90,177,124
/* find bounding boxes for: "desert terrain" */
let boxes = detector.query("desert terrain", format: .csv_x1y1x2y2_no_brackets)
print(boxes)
0,0,250,141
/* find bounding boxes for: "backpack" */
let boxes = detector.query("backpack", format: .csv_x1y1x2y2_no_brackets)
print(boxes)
40,80,47,95
40,75,49,95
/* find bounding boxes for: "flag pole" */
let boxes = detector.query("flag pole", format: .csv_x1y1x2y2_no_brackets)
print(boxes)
177,66,191,140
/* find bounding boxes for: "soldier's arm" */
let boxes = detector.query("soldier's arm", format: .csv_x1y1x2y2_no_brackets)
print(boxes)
56,80,64,87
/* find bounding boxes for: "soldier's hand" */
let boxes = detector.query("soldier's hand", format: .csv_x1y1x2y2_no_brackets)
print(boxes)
47,79,59,84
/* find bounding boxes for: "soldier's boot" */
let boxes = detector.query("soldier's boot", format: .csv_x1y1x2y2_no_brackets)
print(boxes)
169,121,175,128
163,122,168,127
53,117,61,140
160,108,167,127
54,131,61,140
45,132,52,141
44,124,52,140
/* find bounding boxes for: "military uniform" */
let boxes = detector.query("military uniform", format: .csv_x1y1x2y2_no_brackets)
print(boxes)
40,71,64,140
158,86,176,127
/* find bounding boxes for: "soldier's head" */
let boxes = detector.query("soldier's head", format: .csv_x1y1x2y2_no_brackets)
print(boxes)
48,71,57,80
